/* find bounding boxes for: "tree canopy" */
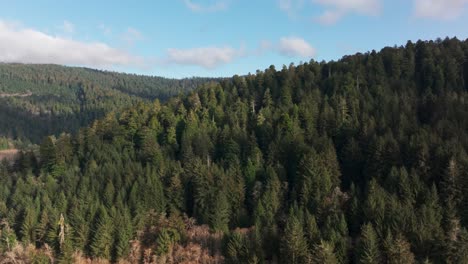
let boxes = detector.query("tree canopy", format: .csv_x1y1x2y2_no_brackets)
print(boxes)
1,37,468,263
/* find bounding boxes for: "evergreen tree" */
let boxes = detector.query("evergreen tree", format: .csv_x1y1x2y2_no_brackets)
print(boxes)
90,207,114,259
20,207,37,244
356,223,381,264
384,233,415,264
39,136,56,172
312,240,338,264
113,209,133,261
280,211,310,264
210,191,230,233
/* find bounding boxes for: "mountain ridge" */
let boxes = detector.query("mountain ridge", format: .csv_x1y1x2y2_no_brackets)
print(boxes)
0,63,217,143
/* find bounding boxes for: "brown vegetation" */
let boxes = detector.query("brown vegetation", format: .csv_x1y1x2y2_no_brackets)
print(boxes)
0,215,225,264
131,215,225,264
0,91,32,98
0,149,19,161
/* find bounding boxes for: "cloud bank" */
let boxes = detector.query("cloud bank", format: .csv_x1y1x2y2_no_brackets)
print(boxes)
278,0,305,17
163,37,316,69
0,20,144,68
314,0,382,24
414,0,468,20
0,20,316,70
278,37,316,57
164,46,245,68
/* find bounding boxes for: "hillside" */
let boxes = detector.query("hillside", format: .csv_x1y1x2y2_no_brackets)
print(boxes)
1,38,468,263
0,63,215,143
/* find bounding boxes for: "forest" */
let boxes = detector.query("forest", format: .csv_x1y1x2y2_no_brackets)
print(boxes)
0,64,214,143
0,37,468,263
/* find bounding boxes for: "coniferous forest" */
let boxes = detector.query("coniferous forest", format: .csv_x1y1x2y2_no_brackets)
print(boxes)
1,38,468,263
0,64,213,143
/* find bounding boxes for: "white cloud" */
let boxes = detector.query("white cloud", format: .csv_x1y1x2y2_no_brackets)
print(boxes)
60,20,74,34
316,9,345,24
313,0,381,24
121,27,143,46
164,45,245,68
253,37,316,58
184,0,229,12
0,20,144,68
414,0,468,20
278,0,305,17
314,0,381,16
278,37,316,57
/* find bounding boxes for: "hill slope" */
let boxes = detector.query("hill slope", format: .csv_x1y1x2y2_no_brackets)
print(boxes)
0,63,215,143
1,38,468,263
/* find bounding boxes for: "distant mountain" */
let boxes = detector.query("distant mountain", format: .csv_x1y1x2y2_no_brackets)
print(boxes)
0,63,217,143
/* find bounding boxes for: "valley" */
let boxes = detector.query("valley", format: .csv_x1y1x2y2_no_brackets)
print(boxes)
0,64,215,143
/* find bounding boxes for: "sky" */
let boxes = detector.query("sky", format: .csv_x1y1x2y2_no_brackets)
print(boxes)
0,0,467,78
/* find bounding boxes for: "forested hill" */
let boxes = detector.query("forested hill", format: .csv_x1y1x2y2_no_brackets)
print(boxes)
1,38,468,263
0,63,215,143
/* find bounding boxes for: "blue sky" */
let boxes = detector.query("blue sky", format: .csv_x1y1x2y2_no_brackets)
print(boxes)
0,0,467,78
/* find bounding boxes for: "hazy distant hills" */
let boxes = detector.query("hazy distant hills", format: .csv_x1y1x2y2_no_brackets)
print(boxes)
0,63,216,143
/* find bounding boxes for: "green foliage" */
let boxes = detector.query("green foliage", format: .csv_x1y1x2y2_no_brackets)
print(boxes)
113,210,133,260
210,191,230,233
0,64,214,143
0,221,17,251
90,207,114,259
20,207,38,244
280,210,310,264
383,233,416,264
0,38,467,262
155,228,181,255
226,231,259,264
297,151,335,212
312,240,339,264
356,223,380,264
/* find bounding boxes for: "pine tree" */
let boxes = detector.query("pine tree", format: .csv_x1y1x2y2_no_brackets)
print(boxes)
0,220,17,251
225,161,247,226
113,209,133,261
356,223,381,264
166,173,185,214
297,151,333,212
304,210,320,247
39,136,57,172
384,233,415,264
312,240,338,264
36,210,50,245
280,211,310,264
144,167,166,213
226,231,258,264
262,88,273,109
210,191,230,233
90,207,114,259
20,207,37,244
